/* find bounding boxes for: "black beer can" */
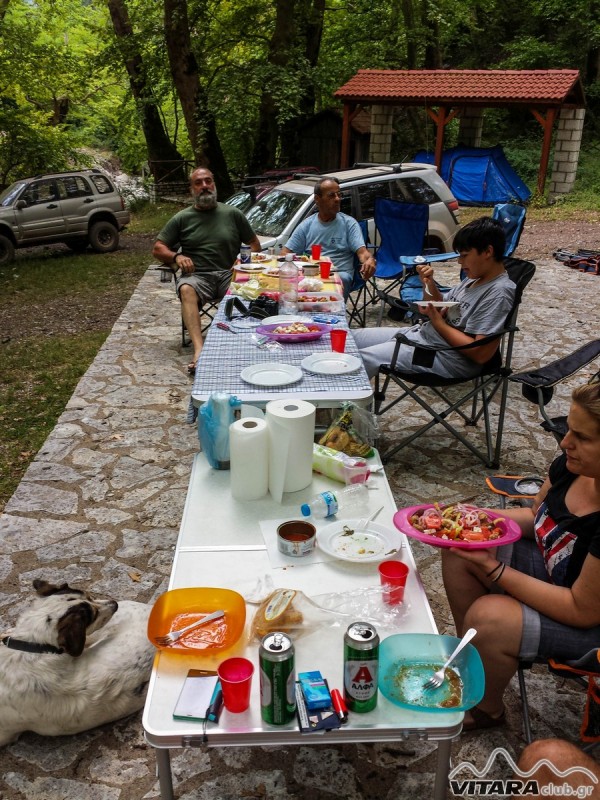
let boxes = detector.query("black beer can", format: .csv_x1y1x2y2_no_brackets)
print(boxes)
259,632,296,725
343,622,379,712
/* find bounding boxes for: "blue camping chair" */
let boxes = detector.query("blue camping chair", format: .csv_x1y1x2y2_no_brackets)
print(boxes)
492,202,526,256
372,198,429,325
395,203,527,291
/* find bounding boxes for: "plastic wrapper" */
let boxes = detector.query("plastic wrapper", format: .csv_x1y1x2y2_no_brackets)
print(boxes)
197,392,242,469
298,277,324,292
245,579,409,640
312,443,370,484
250,332,283,351
229,279,262,300
318,402,377,458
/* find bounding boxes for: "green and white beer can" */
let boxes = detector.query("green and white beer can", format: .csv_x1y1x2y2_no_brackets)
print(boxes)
343,622,379,713
259,632,296,725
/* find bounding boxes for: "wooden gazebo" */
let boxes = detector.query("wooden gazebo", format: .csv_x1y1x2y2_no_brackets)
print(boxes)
334,70,586,194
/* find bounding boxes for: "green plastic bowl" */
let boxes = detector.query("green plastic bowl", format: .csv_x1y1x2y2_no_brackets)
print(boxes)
379,633,485,712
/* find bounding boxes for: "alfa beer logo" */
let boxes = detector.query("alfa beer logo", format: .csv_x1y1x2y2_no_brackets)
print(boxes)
346,661,377,698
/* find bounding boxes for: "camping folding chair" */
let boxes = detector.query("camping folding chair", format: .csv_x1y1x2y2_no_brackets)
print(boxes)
346,220,377,328
372,198,429,325
486,339,600,743
153,264,219,347
492,202,526,257
373,257,536,467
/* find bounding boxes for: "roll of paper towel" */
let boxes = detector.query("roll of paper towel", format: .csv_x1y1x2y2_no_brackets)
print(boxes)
230,417,269,500
266,399,316,502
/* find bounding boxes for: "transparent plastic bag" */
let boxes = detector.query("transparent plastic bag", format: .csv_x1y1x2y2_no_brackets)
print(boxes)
244,579,409,641
318,401,378,458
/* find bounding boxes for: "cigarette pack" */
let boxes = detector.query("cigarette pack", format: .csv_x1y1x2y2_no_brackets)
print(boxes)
298,670,332,710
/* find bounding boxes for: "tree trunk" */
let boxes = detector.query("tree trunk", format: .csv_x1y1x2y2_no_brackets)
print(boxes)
249,0,296,173
107,0,186,183
0,0,10,23
163,0,233,197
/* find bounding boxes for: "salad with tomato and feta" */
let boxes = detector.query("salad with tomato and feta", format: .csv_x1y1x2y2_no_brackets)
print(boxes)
409,503,505,543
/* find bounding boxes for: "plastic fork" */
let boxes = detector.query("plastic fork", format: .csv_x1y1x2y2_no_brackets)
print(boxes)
356,505,384,530
422,628,477,690
154,610,225,647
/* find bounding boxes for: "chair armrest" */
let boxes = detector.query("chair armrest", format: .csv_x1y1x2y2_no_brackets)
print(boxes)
510,339,600,389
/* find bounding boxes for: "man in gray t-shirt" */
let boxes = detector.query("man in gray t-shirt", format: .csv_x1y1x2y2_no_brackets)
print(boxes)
354,217,516,378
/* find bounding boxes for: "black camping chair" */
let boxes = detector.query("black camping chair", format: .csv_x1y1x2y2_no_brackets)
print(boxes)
374,257,536,468
346,220,378,328
152,263,219,347
486,339,600,744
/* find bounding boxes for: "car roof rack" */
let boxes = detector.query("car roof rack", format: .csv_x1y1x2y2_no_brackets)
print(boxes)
31,168,104,179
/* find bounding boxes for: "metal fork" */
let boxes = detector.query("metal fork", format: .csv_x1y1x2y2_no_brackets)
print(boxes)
423,628,477,690
155,610,225,647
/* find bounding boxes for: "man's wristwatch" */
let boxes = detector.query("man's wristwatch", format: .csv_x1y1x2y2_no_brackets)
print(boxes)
172,254,181,270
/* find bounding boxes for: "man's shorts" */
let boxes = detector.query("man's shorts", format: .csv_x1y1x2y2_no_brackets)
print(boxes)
176,270,232,305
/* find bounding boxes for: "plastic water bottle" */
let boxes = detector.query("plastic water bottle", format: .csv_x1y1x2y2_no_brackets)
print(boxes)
279,253,299,314
301,484,369,518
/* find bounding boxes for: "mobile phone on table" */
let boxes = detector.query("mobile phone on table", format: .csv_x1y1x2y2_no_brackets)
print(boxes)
173,669,219,721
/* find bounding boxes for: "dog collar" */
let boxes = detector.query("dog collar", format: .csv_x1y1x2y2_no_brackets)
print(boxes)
1,635,64,655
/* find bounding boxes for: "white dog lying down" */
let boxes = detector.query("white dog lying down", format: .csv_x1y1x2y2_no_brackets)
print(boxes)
0,579,155,746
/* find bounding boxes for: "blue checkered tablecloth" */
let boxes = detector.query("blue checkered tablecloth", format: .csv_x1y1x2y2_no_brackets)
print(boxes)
190,299,372,411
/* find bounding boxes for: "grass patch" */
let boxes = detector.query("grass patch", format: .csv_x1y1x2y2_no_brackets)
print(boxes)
0,333,106,508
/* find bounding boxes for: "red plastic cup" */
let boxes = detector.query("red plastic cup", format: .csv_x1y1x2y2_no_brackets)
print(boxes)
319,260,331,279
311,244,322,261
330,329,347,353
217,657,254,712
378,560,409,605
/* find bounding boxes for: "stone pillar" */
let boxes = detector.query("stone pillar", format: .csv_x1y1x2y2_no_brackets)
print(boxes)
458,107,484,147
548,108,585,198
368,105,393,163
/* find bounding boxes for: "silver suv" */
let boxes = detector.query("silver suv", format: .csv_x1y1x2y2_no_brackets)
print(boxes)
0,169,130,265
244,163,461,253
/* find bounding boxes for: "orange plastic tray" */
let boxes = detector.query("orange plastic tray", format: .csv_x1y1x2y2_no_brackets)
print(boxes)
147,587,246,653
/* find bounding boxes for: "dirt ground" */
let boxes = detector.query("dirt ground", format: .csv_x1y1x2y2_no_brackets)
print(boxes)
7,218,600,337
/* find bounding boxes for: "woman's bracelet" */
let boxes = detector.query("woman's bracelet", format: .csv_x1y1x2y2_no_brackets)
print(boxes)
486,562,502,578
491,563,506,583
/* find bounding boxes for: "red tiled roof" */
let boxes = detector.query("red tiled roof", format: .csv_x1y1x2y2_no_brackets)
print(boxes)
334,70,584,106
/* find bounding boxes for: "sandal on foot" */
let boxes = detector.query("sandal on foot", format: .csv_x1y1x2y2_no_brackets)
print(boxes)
462,705,506,732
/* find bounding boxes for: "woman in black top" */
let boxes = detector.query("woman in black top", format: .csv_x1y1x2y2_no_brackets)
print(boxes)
442,382,600,731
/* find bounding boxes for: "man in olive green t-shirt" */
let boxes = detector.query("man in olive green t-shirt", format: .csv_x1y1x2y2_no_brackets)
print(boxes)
153,167,261,373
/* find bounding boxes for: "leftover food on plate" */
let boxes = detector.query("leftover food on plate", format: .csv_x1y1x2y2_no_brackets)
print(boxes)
272,322,322,335
409,503,505,543
251,253,269,262
387,662,463,708
298,293,340,304
161,611,228,651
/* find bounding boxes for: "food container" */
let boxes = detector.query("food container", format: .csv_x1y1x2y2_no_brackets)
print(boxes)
379,633,484,712
302,262,319,277
297,292,345,313
277,521,316,557
147,587,246,653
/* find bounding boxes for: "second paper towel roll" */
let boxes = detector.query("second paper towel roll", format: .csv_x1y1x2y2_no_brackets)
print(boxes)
266,399,316,502
230,417,269,500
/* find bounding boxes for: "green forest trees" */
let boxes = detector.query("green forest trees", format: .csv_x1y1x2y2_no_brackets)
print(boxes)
0,0,599,194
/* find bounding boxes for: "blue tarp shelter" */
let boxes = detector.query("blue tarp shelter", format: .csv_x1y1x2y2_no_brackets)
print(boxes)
413,145,531,206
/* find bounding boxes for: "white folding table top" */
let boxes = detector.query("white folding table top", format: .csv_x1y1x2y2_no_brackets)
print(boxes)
143,452,463,748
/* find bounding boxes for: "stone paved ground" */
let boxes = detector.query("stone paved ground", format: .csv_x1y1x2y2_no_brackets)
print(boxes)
0,256,598,800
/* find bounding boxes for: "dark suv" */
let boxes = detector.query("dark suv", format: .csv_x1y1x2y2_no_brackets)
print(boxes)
0,169,131,265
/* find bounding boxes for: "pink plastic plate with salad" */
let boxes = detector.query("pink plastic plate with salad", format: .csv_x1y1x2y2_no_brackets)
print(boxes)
393,503,522,550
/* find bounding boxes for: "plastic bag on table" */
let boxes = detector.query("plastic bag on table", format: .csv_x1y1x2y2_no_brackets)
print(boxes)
312,585,411,630
246,584,354,641
318,401,377,458
197,392,242,470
